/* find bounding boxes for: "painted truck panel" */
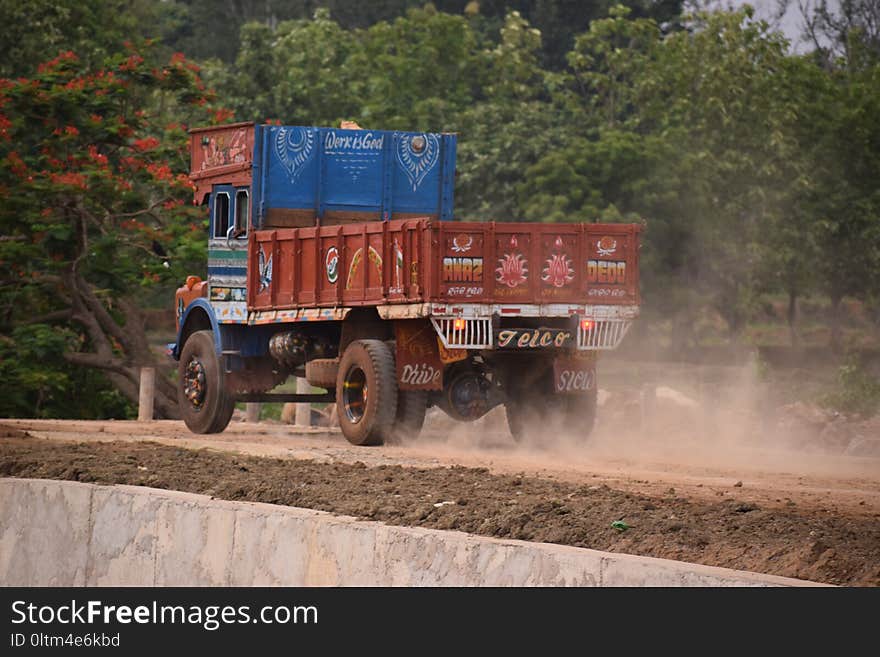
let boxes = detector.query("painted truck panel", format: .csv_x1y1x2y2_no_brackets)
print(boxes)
246,220,640,310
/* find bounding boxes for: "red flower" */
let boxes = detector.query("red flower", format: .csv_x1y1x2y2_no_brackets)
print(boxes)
120,156,143,171
37,51,78,73
50,172,87,190
210,107,235,123
6,151,27,176
146,162,173,181
119,54,144,71
88,145,108,166
64,125,79,136
132,136,159,151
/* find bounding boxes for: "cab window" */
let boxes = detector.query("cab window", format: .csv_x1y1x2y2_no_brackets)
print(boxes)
233,189,249,238
213,192,230,239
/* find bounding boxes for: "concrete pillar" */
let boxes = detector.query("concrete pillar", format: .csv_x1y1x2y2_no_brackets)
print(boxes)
295,377,311,427
246,403,261,423
138,367,155,422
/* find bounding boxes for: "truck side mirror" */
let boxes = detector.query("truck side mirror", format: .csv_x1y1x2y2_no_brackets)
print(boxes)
226,224,245,250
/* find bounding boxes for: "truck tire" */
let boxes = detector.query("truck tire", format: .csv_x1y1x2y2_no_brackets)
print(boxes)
506,372,597,444
178,330,235,434
392,390,428,442
336,339,398,446
305,358,339,389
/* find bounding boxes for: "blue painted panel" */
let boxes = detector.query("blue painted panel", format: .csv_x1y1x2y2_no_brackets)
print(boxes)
254,125,456,224
218,324,277,358
208,266,247,277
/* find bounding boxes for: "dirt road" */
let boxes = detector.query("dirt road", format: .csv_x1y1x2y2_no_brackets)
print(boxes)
2,414,879,585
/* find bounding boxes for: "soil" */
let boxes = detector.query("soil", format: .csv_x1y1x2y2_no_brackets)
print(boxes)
2,418,879,586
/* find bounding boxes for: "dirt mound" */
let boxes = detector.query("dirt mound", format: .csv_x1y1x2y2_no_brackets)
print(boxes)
0,424,31,439
1,436,877,586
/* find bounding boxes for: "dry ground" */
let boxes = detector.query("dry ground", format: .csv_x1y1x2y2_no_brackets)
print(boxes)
1,412,878,586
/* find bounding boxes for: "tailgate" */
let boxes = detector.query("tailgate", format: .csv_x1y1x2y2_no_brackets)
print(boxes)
428,222,640,306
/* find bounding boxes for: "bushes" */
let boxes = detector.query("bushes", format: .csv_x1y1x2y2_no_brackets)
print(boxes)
823,356,880,417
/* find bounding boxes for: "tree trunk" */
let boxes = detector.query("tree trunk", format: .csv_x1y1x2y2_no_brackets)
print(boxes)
62,270,180,419
830,292,843,354
787,288,800,348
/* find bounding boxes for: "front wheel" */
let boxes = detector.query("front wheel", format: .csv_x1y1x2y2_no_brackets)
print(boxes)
336,339,398,446
178,330,235,434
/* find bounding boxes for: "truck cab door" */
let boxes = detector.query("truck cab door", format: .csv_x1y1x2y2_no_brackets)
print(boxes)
208,185,248,322
230,186,250,244
209,185,233,243
209,184,251,248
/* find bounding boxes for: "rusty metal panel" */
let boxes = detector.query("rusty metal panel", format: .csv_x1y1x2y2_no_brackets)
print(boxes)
189,123,254,203
245,219,640,312
552,355,597,394
492,231,531,301
584,224,640,305
429,222,640,307
394,320,443,391
537,230,579,302
436,225,486,301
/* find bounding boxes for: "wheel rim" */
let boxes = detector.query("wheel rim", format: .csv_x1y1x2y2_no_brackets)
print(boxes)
183,356,207,410
342,366,368,424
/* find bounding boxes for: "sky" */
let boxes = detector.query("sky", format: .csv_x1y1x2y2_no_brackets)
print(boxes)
704,0,841,52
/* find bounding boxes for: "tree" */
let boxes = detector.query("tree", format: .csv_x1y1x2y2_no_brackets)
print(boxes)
210,5,488,131
0,45,224,417
805,57,880,349
0,0,185,77
206,8,365,126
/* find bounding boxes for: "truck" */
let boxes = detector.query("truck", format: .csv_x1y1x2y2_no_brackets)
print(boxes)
171,121,641,445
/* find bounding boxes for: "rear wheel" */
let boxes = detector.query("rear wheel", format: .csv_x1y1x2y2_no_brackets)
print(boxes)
178,330,235,434
392,390,428,442
336,339,398,446
505,368,597,443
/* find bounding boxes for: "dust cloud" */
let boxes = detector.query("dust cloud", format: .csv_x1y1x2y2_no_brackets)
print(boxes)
416,356,880,482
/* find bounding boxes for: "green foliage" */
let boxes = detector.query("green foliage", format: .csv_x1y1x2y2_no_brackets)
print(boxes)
0,45,216,323
0,324,133,418
0,0,185,77
822,357,880,417
0,42,222,418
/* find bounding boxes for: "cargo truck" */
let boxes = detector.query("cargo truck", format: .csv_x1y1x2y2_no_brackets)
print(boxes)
170,122,640,445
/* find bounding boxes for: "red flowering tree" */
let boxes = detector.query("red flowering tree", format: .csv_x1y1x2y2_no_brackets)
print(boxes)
0,46,235,418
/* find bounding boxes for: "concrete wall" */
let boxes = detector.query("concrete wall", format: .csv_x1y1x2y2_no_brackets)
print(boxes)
0,478,824,587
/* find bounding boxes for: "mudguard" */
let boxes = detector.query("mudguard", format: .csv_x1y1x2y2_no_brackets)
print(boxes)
169,298,222,359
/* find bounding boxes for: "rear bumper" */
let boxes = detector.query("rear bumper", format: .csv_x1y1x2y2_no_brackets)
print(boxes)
419,303,639,351
376,302,639,321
